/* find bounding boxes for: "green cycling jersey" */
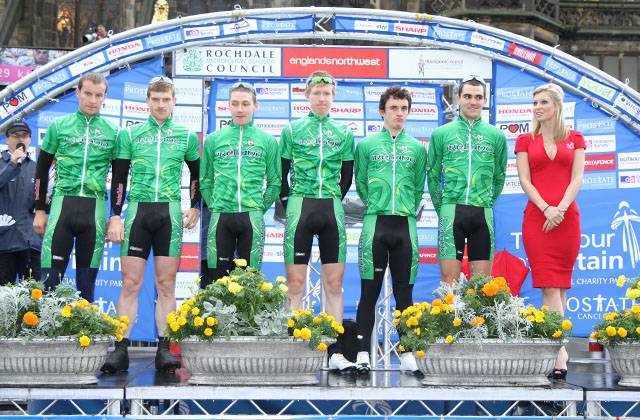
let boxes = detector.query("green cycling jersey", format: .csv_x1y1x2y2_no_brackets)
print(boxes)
40,111,119,200
427,115,507,214
280,112,354,199
201,121,281,213
116,116,199,203
355,128,427,217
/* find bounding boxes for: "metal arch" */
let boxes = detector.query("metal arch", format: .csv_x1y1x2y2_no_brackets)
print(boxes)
1,6,639,133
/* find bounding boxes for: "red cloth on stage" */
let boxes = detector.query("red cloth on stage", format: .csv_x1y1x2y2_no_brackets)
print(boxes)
491,249,529,296
514,130,585,289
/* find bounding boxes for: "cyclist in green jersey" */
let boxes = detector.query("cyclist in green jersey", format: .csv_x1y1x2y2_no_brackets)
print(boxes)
354,86,427,374
101,76,200,373
33,72,119,301
200,81,280,287
427,76,507,284
279,71,355,371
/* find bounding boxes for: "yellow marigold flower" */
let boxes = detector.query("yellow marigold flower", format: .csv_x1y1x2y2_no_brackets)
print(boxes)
337,325,345,334
206,317,217,327
193,316,204,327
317,343,328,351
618,327,628,338
441,304,454,313
445,293,455,305
630,305,640,314
312,317,321,325
217,276,230,285
432,299,443,308
292,309,302,317
552,330,563,338
170,321,180,332
23,311,39,326
234,258,247,267
167,312,177,323
191,307,200,316
636,327,640,335
78,335,91,347
287,319,295,328
304,309,312,316
319,311,328,317
430,306,441,315
562,320,573,330
626,288,640,299
453,318,462,327
527,315,535,322
230,275,240,281
293,328,301,338
393,318,400,327
61,308,72,318
276,275,287,283
617,275,627,287
260,282,273,292
228,282,243,294
604,312,617,321
445,335,454,344
393,310,401,318
541,305,550,312
471,316,485,327
481,282,499,297
204,328,213,337
187,297,196,306
178,316,187,326
606,326,617,336
406,317,418,327
398,344,405,352
415,350,425,358
31,289,42,299
76,299,89,309
590,331,599,340
414,327,421,336
300,328,312,340
278,284,288,293
180,303,191,312
116,333,123,342
465,288,475,296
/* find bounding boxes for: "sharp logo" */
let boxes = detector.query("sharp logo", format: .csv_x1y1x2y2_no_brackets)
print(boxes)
611,201,640,269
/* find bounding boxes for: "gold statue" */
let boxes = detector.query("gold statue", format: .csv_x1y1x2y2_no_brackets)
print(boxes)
152,0,170,23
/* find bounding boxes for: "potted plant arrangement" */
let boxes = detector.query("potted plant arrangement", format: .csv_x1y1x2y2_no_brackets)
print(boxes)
0,280,127,385
165,259,342,385
592,275,640,387
395,275,572,386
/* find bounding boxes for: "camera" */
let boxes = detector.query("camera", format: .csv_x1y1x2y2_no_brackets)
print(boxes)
83,26,98,43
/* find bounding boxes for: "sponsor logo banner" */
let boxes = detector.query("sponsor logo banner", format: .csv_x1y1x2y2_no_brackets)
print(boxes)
419,247,438,263
393,22,430,36
101,99,121,116
68,52,106,76
262,245,285,262
502,177,523,195
290,102,364,119
254,101,290,119
619,171,640,189
222,19,258,35
145,29,182,49
507,43,543,64
404,120,438,140
578,76,617,101
366,122,383,135
260,18,311,32
122,100,150,118
506,158,518,176
408,104,439,121
283,47,387,78
495,86,534,104
496,102,575,122
613,94,640,121
543,57,579,83
264,227,285,244
30,68,70,96
388,49,491,79
176,272,198,299
353,19,390,32
106,39,144,61
584,153,616,171
618,152,640,170
417,211,438,228
174,78,204,105
344,120,365,137
123,82,147,101
175,47,281,77
179,243,200,271
582,171,617,190
584,135,616,153
336,85,364,102
37,110,67,127
432,26,468,42
183,25,221,41
215,101,231,117
470,32,506,51
255,83,290,100
290,83,307,100
575,118,615,135
254,119,289,137
0,88,35,119
498,121,530,139
173,106,202,132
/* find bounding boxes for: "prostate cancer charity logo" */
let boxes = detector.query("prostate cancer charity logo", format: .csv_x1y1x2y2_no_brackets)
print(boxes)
611,201,640,269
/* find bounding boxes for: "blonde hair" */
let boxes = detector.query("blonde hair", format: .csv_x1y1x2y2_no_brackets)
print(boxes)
531,83,569,141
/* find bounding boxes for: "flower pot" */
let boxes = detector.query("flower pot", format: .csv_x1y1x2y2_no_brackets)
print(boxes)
180,336,329,385
0,337,111,385
607,342,640,387
416,339,563,386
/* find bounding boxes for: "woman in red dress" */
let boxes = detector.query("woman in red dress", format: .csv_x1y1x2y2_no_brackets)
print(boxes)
515,83,585,380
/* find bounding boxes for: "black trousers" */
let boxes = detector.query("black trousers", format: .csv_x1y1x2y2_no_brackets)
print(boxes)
0,249,41,286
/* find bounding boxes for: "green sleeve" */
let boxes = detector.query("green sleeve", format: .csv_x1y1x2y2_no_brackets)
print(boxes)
116,128,132,160
262,135,281,212
414,142,428,213
279,123,293,160
40,120,59,155
427,132,443,215
200,134,214,209
354,141,368,207
342,128,355,161
186,130,200,161
492,132,508,203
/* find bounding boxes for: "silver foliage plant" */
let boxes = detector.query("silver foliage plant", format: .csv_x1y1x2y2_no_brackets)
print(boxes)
203,297,290,336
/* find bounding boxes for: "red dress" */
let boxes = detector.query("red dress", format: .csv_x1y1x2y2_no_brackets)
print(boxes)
514,130,585,289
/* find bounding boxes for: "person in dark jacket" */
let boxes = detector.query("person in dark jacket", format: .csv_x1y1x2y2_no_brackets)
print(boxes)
0,120,42,284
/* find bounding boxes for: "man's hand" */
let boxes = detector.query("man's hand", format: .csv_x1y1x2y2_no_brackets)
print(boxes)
183,208,200,229
33,210,47,235
107,215,124,243
9,147,26,165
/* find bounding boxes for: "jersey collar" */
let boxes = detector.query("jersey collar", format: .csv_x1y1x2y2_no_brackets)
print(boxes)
457,113,482,127
308,111,331,122
148,115,173,128
381,127,405,139
230,120,254,129
75,110,99,122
